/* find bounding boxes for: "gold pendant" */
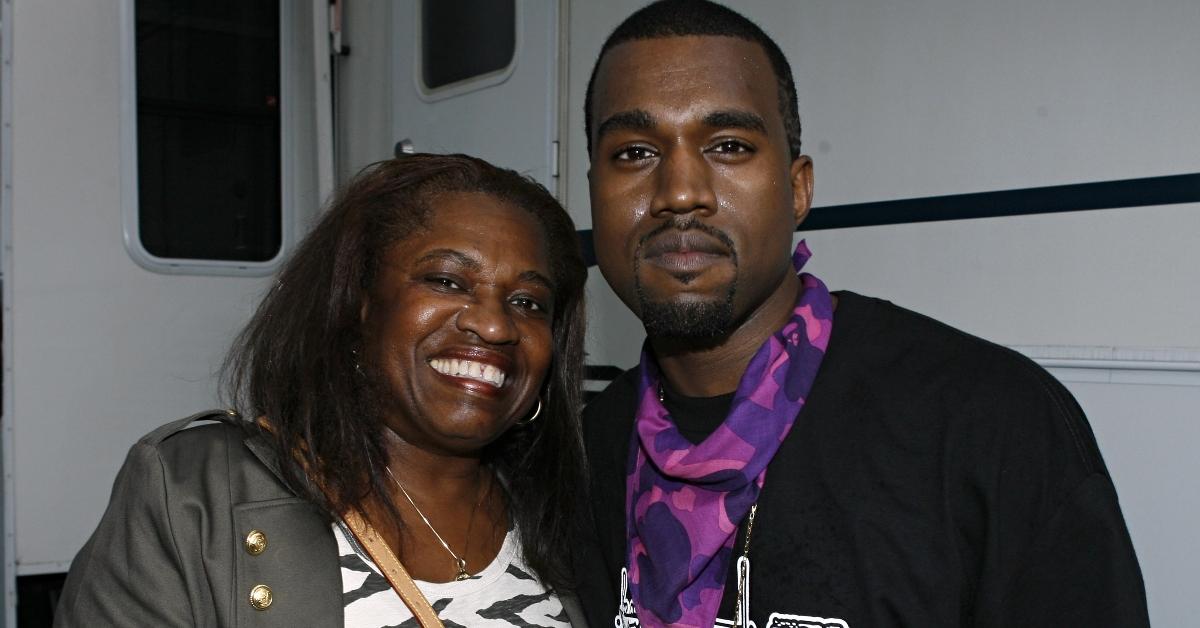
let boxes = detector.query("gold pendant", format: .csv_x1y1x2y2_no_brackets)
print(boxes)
454,558,470,581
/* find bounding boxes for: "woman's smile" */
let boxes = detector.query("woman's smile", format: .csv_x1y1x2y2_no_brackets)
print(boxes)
428,357,508,388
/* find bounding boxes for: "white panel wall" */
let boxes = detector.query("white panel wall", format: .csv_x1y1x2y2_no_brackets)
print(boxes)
336,0,397,181
774,0,1200,354
804,205,1200,351
3,1,319,602
336,0,562,191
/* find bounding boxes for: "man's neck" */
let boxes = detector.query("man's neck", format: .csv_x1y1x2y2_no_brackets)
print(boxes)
650,273,802,397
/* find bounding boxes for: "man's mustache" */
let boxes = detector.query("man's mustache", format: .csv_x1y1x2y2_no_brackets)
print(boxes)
638,218,736,257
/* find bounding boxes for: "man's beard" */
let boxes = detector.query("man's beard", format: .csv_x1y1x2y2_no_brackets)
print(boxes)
636,277,737,340
632,218,739,340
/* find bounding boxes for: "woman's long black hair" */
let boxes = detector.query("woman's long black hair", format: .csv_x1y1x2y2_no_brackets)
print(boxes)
222,153,588,589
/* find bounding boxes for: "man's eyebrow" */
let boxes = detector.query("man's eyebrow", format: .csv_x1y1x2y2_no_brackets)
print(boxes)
595,109,654,142
703,110,768,134
414,249,481,270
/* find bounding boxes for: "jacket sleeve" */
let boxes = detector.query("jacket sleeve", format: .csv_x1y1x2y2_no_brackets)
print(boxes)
54,440,196,627
981,473,1150,627
961,359,1151,628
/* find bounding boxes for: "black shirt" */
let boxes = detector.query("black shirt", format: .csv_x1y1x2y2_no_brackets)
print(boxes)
575,291,1149,628
661,383,733,445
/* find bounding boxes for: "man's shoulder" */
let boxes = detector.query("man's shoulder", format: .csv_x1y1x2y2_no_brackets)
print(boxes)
832,292,1104,471
582,367,640,450
835,291,1053,385
584,367,639,416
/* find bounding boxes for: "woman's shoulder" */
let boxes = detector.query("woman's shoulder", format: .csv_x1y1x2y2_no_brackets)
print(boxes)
131,409,249,467
124,410,288,498
135,408,244,445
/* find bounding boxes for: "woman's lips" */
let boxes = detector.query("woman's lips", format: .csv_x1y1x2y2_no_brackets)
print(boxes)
428,358,506,387
426,348,514,397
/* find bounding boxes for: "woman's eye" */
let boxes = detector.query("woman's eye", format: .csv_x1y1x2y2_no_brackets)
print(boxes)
427,275,463,290
510,295,546,312
614,145,656,162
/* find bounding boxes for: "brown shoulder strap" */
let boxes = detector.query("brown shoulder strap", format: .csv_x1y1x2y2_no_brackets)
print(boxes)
342,510,446,628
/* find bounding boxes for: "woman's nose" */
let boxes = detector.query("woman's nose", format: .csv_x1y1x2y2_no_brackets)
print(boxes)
454,293,519,345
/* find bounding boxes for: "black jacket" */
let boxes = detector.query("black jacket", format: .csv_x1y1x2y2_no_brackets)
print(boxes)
576,292,1149,628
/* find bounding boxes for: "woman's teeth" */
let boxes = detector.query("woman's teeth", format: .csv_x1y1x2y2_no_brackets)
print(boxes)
428,358,506,387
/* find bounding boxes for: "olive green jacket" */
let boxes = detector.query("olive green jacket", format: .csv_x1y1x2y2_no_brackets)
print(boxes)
55,411,588,627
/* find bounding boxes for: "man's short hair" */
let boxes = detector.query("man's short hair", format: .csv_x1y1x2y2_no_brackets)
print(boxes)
584,0,802,160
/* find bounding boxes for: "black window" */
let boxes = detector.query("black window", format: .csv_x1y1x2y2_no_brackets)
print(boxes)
135,0,281,262
421,0,516,90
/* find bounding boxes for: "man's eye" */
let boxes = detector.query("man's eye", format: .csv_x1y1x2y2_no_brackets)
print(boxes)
614,145,656,161
710,139,753,154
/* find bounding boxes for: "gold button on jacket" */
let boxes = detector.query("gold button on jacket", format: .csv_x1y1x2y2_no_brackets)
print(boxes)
244,529,268,555
249,584,273,610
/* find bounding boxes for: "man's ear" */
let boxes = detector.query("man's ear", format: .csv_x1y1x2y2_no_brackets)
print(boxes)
790,155,815,228
360,296,371,325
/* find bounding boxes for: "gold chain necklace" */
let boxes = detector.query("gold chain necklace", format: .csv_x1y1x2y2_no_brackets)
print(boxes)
385,466,485,581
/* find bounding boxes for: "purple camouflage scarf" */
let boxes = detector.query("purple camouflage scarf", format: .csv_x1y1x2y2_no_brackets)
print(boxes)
625,241,834,628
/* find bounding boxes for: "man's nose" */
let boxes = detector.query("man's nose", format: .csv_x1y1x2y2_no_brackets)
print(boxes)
454,291,519,345
650,147,717,217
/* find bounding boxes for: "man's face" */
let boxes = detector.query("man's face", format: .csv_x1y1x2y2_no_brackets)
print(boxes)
588,36,813,340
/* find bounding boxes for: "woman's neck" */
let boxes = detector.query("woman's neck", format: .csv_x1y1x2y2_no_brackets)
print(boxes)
370,433,507,583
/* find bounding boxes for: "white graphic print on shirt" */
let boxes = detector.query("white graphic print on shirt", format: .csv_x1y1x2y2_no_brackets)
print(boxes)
613,557,850,628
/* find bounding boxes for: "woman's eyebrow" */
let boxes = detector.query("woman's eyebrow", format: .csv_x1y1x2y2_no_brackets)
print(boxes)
414,248,481,270
416,250,553,289
519,270,555,291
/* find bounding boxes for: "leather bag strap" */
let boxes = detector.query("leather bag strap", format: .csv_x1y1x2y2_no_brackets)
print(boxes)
342,510,445,628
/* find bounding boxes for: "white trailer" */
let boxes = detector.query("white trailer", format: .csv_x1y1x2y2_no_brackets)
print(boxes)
1,1,1196,625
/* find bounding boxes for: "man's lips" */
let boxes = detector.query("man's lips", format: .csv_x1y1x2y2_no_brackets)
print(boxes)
641,230,731,273
643,230,730,258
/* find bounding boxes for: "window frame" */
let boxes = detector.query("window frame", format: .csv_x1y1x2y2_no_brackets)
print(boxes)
412,0,522,102
119,0,295,276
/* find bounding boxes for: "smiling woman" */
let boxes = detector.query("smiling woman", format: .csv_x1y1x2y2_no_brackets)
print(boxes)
53,154,590,627
362,193,556,459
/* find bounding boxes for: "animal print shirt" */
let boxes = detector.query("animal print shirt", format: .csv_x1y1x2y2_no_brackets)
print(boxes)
334,521,570,627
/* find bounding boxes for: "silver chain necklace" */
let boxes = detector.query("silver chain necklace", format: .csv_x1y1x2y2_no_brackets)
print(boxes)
385,465,485,581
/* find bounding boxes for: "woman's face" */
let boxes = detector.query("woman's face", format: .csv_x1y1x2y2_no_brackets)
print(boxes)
361,191,555,455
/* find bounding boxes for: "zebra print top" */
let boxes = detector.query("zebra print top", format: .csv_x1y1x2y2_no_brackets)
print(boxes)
334,521,570,627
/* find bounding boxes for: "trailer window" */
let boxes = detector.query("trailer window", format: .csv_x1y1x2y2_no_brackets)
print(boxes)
130,0,283,268
420,0,516,91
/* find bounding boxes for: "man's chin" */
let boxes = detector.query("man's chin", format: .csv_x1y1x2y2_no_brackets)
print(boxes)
639,297,734,340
